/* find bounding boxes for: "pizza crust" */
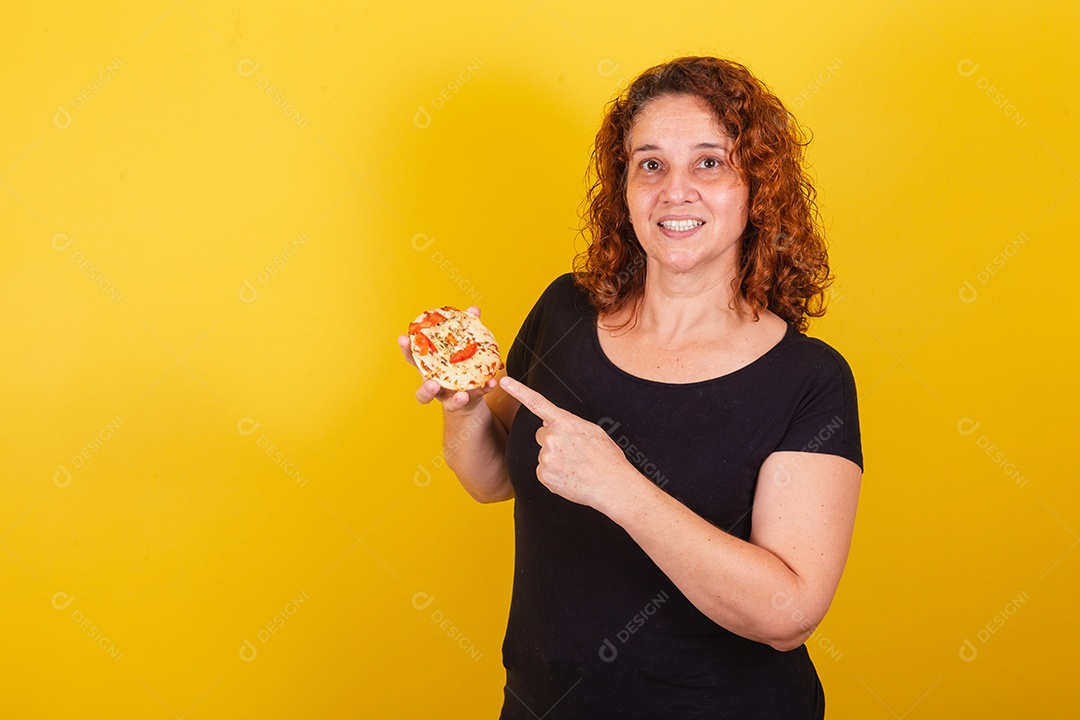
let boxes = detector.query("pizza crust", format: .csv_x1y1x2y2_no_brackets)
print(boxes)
408,306,503,391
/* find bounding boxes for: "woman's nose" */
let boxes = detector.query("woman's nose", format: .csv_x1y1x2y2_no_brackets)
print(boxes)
660,166,698,203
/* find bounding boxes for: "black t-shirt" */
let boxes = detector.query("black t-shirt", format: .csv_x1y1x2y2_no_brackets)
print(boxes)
498,273,863,720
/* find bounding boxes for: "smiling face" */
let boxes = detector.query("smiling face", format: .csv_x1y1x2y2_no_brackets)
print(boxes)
625,93,750,280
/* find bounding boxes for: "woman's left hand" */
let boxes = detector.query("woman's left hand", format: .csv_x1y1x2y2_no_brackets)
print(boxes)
499,376,636,511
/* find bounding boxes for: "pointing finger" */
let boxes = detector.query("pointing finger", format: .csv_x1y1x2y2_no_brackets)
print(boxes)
499,376,566,424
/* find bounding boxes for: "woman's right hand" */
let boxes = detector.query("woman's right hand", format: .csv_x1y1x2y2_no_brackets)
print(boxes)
397,305,498,413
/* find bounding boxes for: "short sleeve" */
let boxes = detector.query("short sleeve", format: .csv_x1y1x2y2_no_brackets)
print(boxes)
506,306,540,383
505,273,575,383
773,340,864,472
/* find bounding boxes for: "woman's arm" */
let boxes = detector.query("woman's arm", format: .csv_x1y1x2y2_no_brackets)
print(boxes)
398,324,519,503
499,375,860,650
439,369,519,503
604,451,860,651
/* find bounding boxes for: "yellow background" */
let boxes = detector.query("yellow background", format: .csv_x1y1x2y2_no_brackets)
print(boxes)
2,1,1076,717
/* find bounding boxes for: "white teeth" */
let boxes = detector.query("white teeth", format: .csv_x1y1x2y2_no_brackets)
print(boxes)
659,219,704,232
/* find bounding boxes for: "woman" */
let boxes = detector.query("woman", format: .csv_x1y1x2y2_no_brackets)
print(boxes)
398,56,862,719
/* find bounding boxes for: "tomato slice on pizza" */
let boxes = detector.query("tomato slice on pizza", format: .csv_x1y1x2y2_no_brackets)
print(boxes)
408,306,503,391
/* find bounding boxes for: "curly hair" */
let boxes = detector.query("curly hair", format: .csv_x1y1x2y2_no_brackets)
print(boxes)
573,56,832,332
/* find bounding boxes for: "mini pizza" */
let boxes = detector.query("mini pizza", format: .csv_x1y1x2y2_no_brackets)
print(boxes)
408,306,503,391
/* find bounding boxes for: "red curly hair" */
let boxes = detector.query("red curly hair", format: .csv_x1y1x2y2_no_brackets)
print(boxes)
574,56,832,332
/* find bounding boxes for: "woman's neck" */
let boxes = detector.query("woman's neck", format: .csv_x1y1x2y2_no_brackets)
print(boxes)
621,262,751,341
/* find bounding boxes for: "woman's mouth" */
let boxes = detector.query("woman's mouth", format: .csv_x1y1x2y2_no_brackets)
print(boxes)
656,218,708,232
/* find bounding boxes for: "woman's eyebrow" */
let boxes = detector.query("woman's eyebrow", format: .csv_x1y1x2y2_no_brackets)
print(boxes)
631,142,729,155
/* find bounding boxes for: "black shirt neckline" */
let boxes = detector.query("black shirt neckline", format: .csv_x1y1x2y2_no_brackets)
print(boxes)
590,314,798,388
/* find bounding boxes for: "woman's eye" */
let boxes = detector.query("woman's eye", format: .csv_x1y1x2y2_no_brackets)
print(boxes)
641,159,662,172
700,157,722,169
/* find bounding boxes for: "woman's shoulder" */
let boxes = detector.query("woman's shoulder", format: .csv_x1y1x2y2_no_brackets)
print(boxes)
530,272,591,314
512,273,589,339
779,323,858,386
542,271,581,298
507,273,591,374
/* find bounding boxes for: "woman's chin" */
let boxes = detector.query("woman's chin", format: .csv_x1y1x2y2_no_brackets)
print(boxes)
650,251,708,275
